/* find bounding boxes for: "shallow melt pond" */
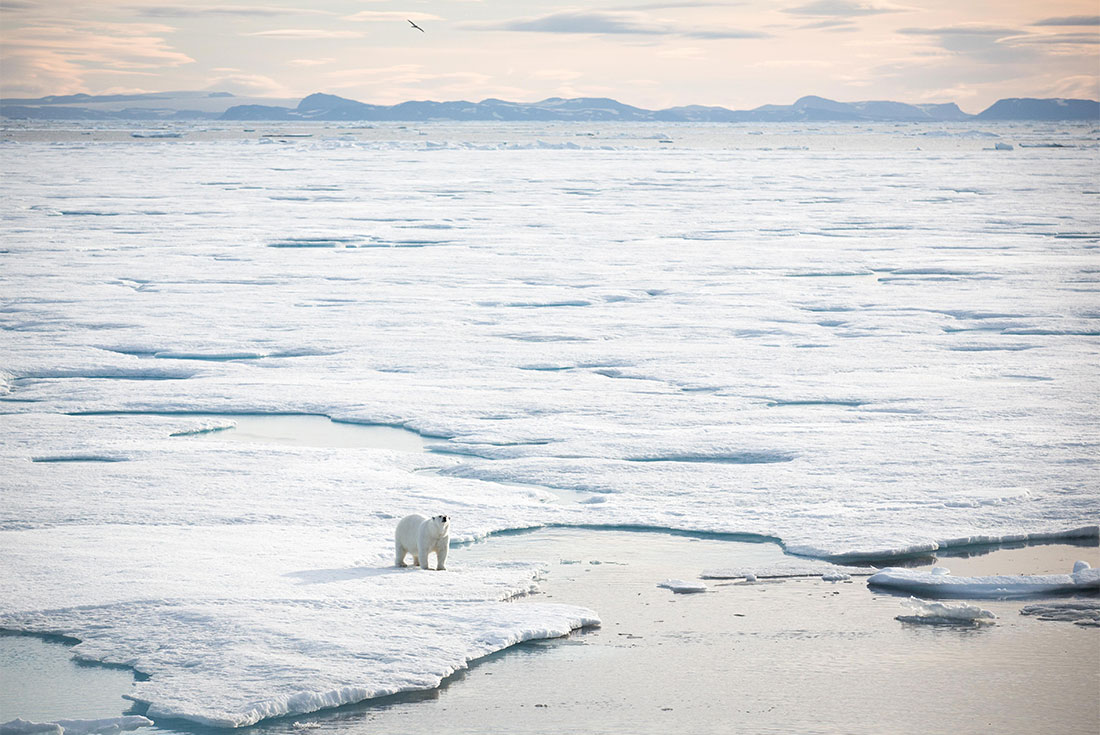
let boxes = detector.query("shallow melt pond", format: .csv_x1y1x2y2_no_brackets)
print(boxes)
170,414,429,451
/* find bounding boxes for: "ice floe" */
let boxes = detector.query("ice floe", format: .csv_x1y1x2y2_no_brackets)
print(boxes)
895,597,996,625
0,592,598,728
0,717,153,734
1019,601,1100,626
657,579,708,593
867,562,1100,598
702,560,876,580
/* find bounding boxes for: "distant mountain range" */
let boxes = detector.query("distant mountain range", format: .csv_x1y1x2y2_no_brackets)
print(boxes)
2,91,1097,123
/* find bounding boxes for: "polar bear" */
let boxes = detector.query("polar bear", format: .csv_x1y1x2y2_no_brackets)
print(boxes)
394,513,450,570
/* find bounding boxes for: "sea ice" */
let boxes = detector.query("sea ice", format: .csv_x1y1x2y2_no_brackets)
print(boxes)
867,562,1100,598
1019,601,1100,626
702,561,876,580
1,121,1097,727
0,717,153,735
895,597,996,625
657,579,708,593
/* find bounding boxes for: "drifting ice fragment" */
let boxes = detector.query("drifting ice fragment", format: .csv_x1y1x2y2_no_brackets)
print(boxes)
868,562,1100,598
895,597,996,625
657,579,708,593
0,717,154,734
703,561,876,580
1019,601,1100,626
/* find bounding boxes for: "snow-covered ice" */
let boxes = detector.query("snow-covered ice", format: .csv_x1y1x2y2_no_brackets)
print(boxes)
867,562,1100,598
1,120,1097,726
895,597,996,625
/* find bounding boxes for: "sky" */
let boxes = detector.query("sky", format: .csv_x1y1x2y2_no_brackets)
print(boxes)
1,1,1097,112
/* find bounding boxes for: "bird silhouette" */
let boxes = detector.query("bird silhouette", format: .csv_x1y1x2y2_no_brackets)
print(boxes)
408,19,425,32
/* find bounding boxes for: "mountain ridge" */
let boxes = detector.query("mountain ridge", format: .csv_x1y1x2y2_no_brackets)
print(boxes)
2,91,1097,122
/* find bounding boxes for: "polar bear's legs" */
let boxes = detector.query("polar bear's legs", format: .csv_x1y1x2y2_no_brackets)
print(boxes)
418,537,432,570
436,543,447,571
396,542,420,568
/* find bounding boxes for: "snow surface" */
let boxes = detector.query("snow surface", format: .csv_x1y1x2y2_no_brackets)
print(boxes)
867,562,1100,598
0,717,153,735
895,597,996,625
1,121,1098,726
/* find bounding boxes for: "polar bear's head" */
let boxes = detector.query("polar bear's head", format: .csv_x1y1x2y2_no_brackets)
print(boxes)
432,514,450,532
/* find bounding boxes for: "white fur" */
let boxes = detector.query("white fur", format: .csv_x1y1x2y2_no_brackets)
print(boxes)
394,513,450,570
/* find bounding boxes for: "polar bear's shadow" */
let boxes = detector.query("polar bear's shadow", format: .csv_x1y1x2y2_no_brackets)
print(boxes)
284,566,414,585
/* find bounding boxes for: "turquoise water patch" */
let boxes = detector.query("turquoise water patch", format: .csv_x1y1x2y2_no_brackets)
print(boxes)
175,414,430,451
0,632,140,722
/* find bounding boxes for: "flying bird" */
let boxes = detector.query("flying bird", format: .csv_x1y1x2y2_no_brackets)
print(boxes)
408,19,425,32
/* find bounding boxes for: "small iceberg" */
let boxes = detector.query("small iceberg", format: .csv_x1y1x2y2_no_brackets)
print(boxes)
657,579,707,594
895,597,996,626
0,717,153,734
867,561,1100,598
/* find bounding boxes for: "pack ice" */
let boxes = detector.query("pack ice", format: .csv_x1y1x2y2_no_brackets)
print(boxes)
1,121,1097,726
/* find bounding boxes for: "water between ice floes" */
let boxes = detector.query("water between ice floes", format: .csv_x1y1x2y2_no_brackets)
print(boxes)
6,530,1096,735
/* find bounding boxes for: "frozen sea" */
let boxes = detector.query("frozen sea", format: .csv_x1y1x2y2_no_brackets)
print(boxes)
1,119,1098,731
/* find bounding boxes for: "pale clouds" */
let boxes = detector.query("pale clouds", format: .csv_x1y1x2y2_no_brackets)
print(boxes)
286,57,336,67
344,11,444,23
203,70,290,96
1,20,193,95
782,1,904,18
243,29,364,39
0,0,1096,109
468,9,768,39
130,5,334,18
1032,15,1100,26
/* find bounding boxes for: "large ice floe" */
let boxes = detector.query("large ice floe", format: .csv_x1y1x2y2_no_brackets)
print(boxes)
868,561,1100,598
1,121,1098,727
